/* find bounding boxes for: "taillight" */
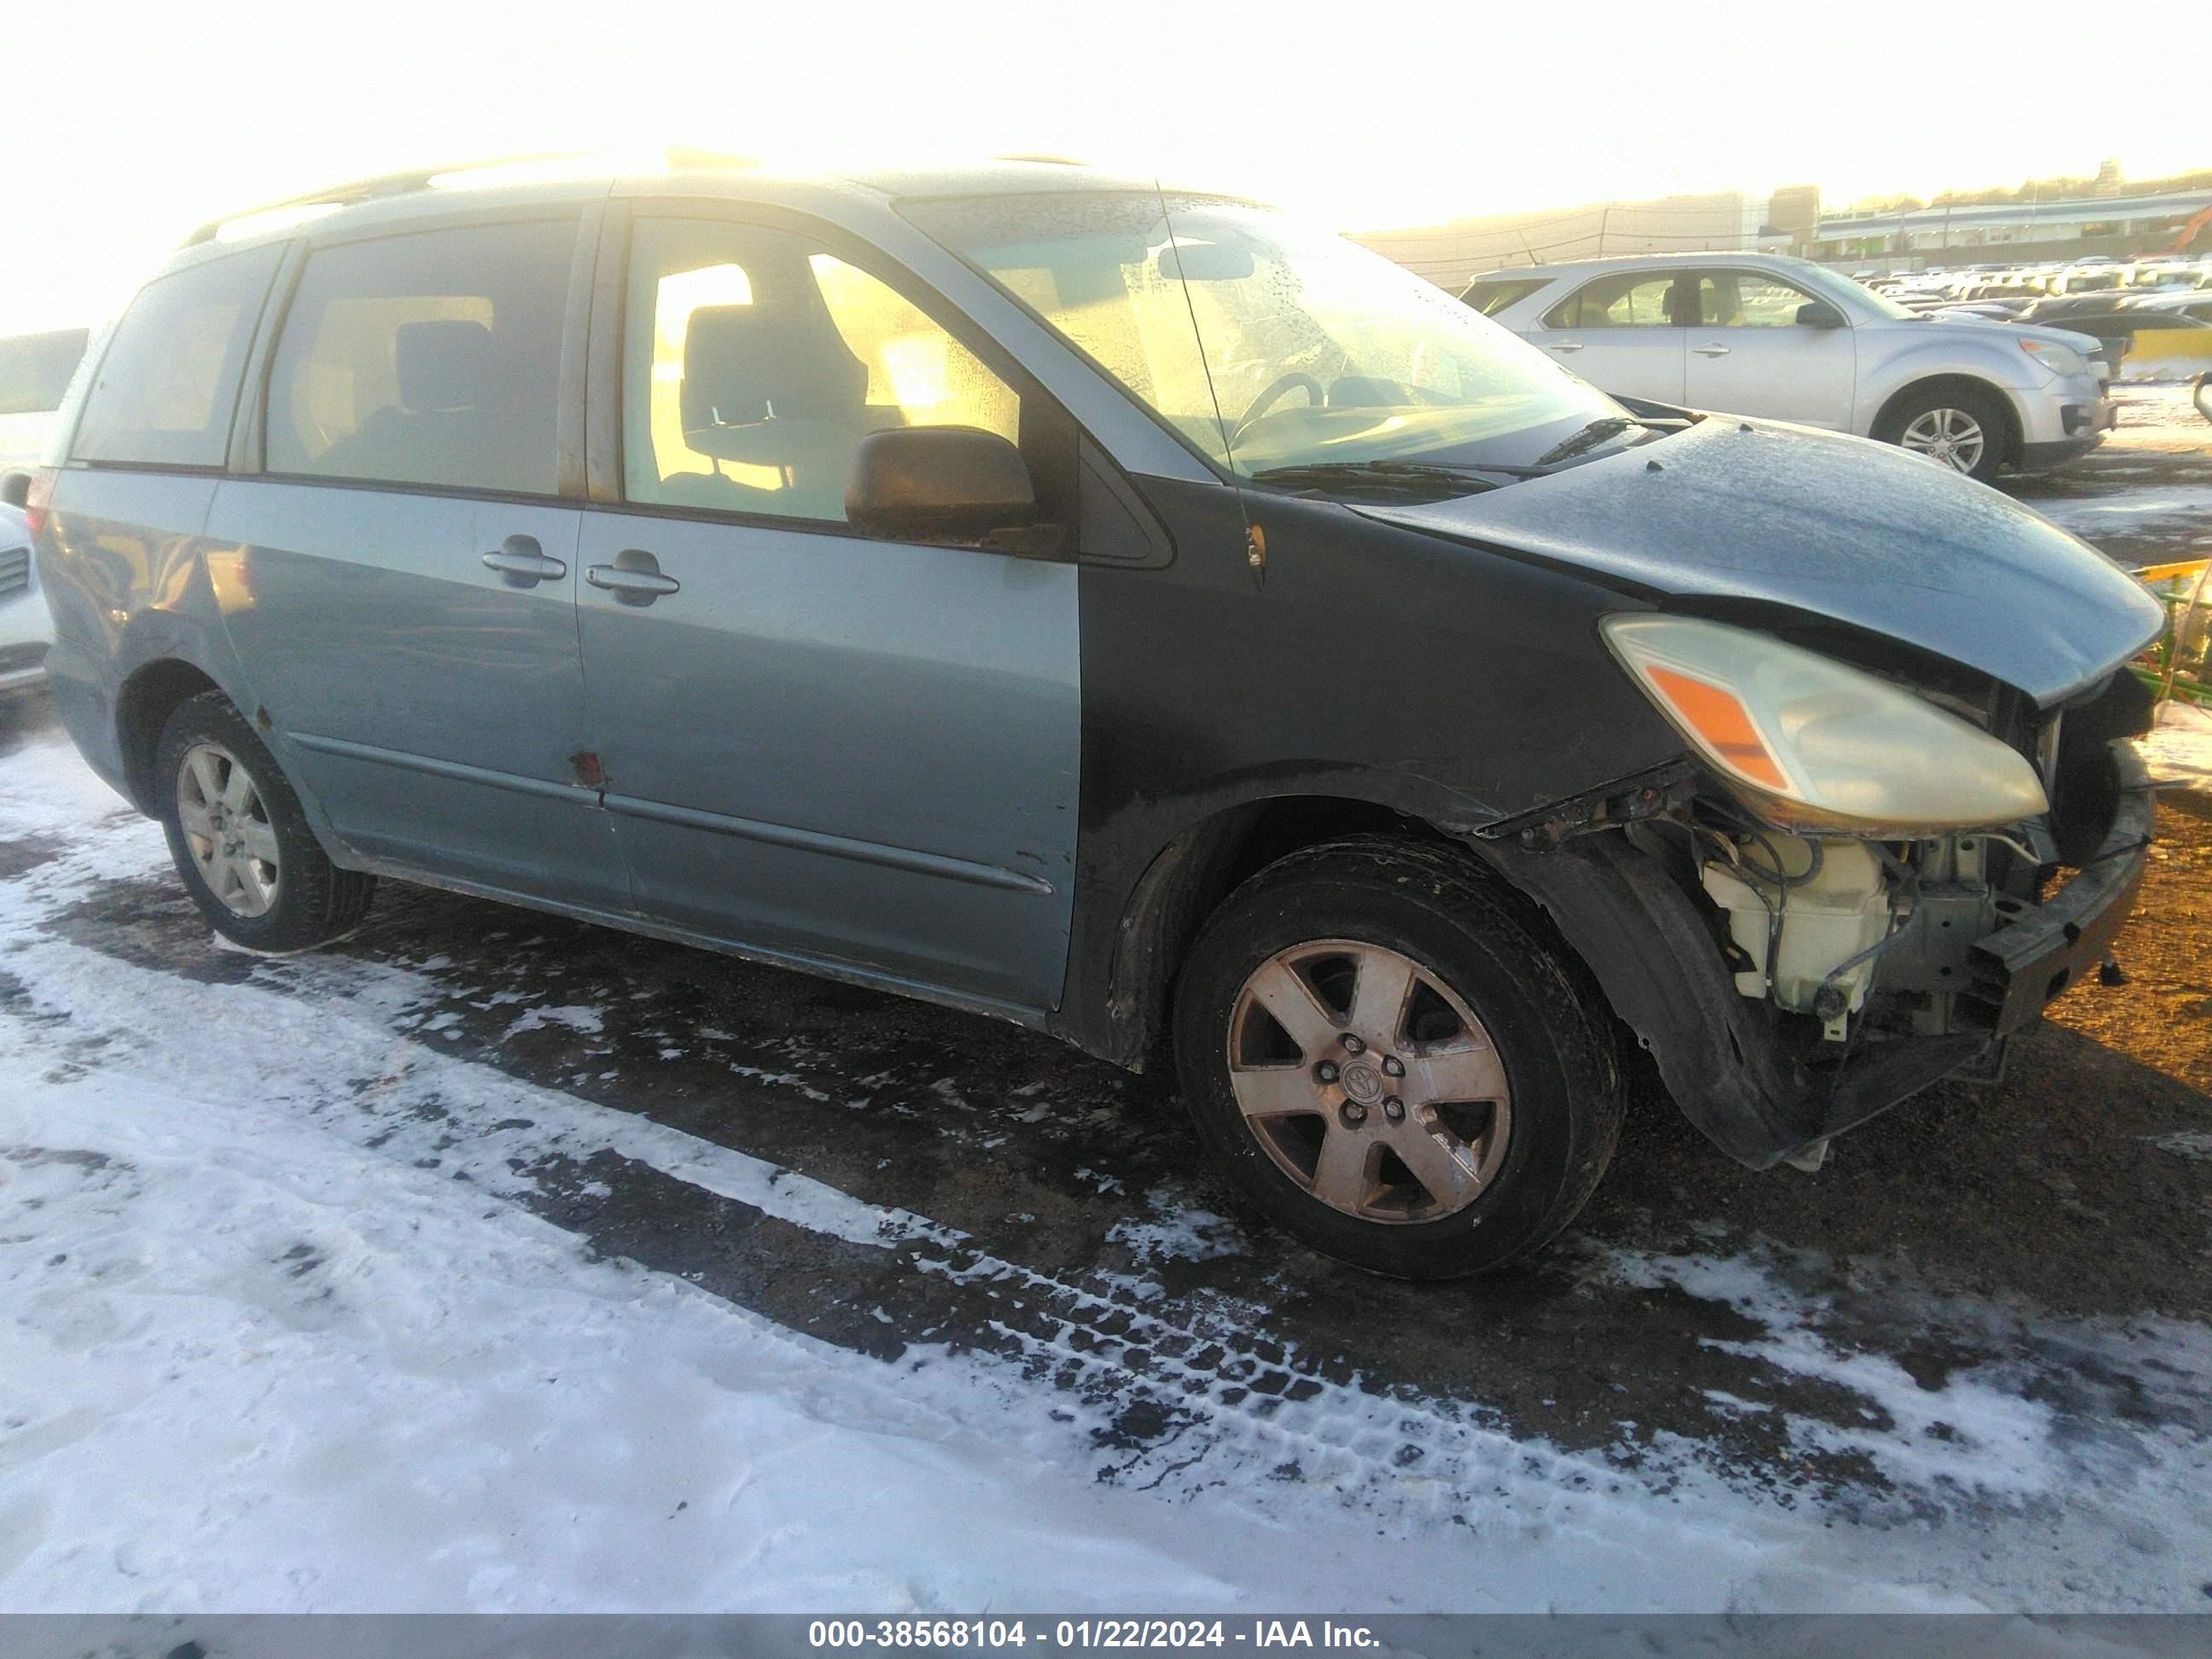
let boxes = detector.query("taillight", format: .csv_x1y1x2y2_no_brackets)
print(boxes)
24,466,56,538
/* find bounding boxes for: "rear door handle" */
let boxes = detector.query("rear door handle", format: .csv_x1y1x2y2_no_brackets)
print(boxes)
480,533,568,586
1545,341,1584,353
585,550,681,606
1692,342,1732,357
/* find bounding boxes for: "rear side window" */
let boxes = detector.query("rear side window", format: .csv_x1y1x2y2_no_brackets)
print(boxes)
265,218,576,496
0,329,90,416
72,247,282,467
1542,272,1681,329
1461,277,1547,317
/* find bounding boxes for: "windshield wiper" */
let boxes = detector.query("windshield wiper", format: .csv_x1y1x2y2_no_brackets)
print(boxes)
1247,458,1543,498
1530,416,1644,467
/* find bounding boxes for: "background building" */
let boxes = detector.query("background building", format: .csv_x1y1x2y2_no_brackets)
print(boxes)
1353,191,1796,290
1359,172,2212,289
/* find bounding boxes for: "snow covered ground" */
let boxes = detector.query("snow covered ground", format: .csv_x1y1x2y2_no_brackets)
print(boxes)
4,733,2211,1615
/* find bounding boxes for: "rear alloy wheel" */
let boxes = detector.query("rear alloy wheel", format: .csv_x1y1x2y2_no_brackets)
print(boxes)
175,741,282,918
1174,837,1623,1278
154,690,376,952
1877,383,2008,482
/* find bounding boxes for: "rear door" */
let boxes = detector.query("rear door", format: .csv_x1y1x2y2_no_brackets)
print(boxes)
208,213,625,910
1679,267,1857,427
1528,270,1687,402
573,207,1081,1014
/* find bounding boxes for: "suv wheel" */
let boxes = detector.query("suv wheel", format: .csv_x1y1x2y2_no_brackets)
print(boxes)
1877,383,2008,481
154,690,375,952
1172,837,1623,1279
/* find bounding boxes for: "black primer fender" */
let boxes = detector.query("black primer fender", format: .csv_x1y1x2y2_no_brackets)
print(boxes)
1051,474,1688,1067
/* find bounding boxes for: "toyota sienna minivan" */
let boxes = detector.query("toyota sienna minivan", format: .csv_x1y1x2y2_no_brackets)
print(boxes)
10,156,2165,1278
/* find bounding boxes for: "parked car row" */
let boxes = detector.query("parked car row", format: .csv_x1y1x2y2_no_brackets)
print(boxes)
6,157,2165,1277
1463,251,2114,481
1871,255,2212,309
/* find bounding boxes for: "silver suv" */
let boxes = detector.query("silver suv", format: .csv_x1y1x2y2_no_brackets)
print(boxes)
1466,253,2113,481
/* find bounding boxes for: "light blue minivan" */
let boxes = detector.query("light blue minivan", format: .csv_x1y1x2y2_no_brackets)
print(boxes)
9,156,2164,1276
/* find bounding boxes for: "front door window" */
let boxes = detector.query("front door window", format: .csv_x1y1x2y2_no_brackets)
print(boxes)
621,219,1021,522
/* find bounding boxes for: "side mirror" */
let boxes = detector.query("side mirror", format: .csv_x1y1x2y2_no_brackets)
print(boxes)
0,469,30,510
1796,301,1847,329
845,426,1038,544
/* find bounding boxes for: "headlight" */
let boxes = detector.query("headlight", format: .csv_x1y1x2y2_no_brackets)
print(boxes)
2017,336,2090,379
1602,614,2048,835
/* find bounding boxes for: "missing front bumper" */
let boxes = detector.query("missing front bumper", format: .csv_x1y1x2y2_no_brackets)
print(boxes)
1473,740,2154,1170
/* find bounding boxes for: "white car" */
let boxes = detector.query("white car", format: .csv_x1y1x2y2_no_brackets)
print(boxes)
0,328,90,469
0,501,51,695
1464,253,2114,482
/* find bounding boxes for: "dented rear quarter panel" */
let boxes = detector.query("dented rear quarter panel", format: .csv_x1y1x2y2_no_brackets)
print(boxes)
36,469,251,801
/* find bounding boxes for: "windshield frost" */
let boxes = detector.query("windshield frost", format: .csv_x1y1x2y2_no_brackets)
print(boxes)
905,191,1620,478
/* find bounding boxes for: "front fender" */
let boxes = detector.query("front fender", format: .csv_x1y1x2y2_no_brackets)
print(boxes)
1853,335,2042,436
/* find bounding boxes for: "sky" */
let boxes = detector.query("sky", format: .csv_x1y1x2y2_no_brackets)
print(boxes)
9,0,2210,334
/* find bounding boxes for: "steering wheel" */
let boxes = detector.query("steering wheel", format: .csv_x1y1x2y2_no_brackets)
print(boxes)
1230,371,1326,446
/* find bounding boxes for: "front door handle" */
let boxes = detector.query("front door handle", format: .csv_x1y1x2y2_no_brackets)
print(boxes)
481,533,568,586
585,549,681,606
1545,341,1584,353
1692,342,1732,357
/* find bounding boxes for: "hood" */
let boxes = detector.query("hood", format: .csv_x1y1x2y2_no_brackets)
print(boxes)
1355,418,2163,706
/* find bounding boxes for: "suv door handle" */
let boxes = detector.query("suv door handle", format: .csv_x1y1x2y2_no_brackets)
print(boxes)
1692,342,1732,357
480,533,568,586
1545,341,1584,352
585,550,681,606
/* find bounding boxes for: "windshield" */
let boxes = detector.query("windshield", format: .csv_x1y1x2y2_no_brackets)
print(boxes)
1790,260,1917,322
904,191,1621,479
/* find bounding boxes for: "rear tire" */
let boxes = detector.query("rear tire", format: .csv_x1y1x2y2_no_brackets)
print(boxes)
1172,836,1623,1279
154,690,375,952
1874,381,2010,482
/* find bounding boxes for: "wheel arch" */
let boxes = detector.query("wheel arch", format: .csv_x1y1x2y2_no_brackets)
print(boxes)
114,658,229,812
1072,792,1522,1073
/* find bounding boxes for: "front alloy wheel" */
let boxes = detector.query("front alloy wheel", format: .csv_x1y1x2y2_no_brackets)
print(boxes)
1173,837,1624,1278
1897,405,1988,476
1228,940,1511,1223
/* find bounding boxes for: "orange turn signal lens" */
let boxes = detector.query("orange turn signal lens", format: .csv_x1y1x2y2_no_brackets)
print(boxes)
1641,667,1791,794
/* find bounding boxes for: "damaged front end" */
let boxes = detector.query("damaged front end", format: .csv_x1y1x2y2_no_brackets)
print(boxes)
1469,639,2157,1173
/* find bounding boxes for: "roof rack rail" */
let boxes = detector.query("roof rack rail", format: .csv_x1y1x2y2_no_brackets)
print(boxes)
180,148,760,247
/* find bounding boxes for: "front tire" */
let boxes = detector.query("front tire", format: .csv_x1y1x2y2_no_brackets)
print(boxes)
1875,382,2010,482
1172,837,1623,1279
154,690,375,952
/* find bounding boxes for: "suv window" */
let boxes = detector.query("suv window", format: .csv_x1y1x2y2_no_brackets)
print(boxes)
622,218,1021,522
265,218,575,496
0,329,90,417
1695,271,1817,328
72,247,283,468
1543,271,1681,329
1462,277,1548,317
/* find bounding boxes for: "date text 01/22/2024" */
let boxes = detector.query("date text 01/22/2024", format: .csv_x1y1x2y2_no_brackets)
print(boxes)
807,1620,1382,1649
